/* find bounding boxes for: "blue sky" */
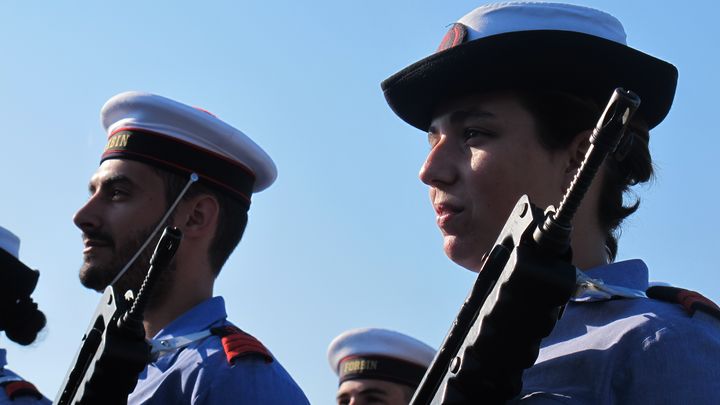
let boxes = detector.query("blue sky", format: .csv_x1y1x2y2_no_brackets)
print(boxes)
1,1,718,403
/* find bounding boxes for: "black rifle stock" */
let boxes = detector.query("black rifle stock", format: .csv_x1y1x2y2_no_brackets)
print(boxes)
410,89,641,404
55,226,182,405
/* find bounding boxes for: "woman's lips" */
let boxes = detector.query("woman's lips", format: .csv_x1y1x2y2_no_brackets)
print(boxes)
435,203,464,230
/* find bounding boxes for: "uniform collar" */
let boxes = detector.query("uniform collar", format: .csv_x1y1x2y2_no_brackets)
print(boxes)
151,296,227,340
573,259,649,302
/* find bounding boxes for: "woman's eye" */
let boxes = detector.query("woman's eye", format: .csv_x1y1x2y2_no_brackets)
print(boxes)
463,128,491,141
427,132,440,148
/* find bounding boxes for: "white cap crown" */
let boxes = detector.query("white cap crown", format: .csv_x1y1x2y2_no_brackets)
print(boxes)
327,327,435,373
101,91,277,194
458,2,626,44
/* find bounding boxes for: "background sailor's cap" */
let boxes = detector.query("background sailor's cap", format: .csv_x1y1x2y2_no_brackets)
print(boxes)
382,2,677,131
0,225,20,259
100,91,277,209
327,328,436,387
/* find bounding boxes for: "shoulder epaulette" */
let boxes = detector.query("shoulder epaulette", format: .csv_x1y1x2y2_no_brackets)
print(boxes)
210,325,273,365
1,380,43,401
646,285,720,321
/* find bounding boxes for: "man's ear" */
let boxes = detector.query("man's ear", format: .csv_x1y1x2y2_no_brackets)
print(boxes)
178,194,219,238
563,130,592,189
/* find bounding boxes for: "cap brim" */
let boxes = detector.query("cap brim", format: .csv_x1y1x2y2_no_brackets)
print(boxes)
382,30,677,130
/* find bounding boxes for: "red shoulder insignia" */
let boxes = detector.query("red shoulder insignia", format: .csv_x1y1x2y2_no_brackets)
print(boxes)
2,380,43,401
210,325,273,365
646,286,720,321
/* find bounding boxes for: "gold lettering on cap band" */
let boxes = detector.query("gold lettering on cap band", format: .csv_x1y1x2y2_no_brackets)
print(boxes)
337,355,428,387
101,128,255,207
341,359,379,375
105,132,131,151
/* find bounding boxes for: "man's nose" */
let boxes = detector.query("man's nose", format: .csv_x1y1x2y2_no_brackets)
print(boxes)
73,195,101,232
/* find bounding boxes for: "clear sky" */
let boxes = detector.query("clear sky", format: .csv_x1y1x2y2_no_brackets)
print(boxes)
1,1,718,403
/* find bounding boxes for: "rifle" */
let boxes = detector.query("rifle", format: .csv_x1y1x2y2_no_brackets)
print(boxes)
410,88,641,404
55,226,182,405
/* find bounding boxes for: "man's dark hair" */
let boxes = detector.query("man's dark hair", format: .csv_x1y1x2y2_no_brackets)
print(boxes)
155,168,249,275
515,90,653,261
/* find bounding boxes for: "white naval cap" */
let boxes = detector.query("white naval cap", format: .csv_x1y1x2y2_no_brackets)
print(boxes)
100,91,277,208
382,1,677,131
327,328,436,387
0,225,20,259
455,2,626,44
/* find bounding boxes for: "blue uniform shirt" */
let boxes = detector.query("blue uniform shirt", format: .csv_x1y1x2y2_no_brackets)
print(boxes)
0,349,50,405
128,297,309,404
515,259,720,403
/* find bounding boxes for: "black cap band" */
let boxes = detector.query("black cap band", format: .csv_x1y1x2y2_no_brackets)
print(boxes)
338,356,427,388
102,128,255,208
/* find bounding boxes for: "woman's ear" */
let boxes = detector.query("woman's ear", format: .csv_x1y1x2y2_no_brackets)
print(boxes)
563,130,592,188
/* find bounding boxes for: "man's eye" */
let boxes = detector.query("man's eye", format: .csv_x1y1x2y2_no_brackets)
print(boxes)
110,189,128,200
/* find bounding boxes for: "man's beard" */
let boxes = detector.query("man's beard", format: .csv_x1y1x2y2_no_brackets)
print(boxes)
79,224,176,310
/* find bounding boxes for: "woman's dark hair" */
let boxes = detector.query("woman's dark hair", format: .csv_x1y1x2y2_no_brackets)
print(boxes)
515,90,653,261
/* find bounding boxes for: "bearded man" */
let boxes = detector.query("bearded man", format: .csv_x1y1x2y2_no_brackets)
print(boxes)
74,91,309,404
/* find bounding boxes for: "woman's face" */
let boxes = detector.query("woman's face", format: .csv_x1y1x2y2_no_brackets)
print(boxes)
420,91,571,272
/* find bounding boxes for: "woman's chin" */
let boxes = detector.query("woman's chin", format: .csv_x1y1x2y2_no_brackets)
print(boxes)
443,236,487,273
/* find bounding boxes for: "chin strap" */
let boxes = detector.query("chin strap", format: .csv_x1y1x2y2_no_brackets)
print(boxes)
111,172,198,287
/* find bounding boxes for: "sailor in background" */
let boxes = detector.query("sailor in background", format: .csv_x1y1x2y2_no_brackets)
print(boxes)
328,328,435,405
381,2,720,402
0,226,50,404
73,92,309,404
